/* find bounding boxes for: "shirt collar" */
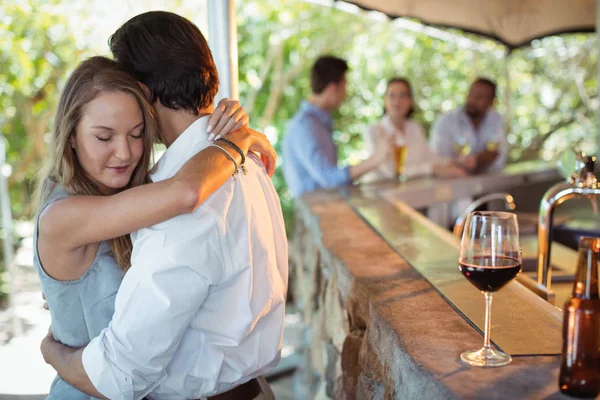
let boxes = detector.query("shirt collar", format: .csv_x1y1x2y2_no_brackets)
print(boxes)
301,101,332,127
151,116,210,182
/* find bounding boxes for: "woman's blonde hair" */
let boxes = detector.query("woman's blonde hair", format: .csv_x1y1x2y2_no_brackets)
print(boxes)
33,56,159,270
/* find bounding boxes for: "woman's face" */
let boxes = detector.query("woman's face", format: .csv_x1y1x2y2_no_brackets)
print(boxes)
384,81,413,121
71,91,145,195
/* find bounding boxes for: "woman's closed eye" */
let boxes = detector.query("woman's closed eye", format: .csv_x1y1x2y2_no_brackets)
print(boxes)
96,136,112,142
129,124,145,139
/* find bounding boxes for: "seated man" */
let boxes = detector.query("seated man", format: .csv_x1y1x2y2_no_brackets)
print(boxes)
429,78,507,173
282,56,391,198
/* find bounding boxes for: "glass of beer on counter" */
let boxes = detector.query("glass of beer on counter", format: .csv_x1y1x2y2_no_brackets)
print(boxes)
459,211,522,367
453,131,471,157
486,128,502,153
394,135,407,182
486,141,500,152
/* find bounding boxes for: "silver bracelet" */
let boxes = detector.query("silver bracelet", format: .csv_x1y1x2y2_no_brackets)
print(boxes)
209,143,239,179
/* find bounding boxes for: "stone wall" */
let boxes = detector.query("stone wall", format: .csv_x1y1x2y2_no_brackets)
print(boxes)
290,192,392,399
290,190,566,400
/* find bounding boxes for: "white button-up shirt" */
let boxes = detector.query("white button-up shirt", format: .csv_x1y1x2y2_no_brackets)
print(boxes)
82,117,288,400
363,116,442,182
429,107,507,170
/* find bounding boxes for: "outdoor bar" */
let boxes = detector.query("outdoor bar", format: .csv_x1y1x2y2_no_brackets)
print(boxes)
279,1,600,398
0,0,599,399
290,161,587,399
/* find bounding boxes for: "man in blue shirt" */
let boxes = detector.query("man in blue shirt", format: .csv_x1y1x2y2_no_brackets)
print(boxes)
430,78,507,173
283,56,391,197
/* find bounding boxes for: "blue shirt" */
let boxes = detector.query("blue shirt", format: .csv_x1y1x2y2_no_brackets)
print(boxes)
282,101,351,197
429,107,507,170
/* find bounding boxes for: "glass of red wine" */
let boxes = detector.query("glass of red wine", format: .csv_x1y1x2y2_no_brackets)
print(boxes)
459,211,522,367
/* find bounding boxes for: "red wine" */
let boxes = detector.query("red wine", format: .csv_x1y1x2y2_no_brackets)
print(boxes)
459,256,521,292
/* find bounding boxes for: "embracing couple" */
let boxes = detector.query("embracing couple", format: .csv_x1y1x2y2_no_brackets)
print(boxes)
34,10,287,400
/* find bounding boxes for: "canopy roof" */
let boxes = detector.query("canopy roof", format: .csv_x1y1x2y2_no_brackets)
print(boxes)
338,0,596,49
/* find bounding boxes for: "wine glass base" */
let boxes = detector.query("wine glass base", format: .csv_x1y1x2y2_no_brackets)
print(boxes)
460,347,512,367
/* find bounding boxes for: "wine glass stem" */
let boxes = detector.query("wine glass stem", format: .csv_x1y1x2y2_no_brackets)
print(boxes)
483,292,493,350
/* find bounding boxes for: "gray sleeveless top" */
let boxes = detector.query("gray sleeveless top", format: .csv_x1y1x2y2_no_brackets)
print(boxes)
33,183,125,400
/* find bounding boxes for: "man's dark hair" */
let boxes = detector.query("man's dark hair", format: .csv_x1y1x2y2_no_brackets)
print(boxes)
474,77,497,99
310,56,348,94
109,11,219,113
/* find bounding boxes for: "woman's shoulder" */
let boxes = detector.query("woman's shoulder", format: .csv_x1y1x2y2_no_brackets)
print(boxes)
369,117,391,134
40,180,71,208
36,181,74,239
38,181,71,218
365,119,384,137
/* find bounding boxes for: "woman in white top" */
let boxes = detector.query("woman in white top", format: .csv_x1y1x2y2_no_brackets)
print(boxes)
364,78,467,181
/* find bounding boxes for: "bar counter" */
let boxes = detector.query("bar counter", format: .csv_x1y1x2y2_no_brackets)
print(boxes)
291,161,582,399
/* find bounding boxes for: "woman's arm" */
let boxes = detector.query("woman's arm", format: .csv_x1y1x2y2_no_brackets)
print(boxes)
39,127,276,251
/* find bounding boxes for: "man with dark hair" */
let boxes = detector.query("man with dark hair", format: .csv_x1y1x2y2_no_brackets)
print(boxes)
429,78,507,222
282,55,391,197
40,11,287,400
109,11,219,117
429,78,507,172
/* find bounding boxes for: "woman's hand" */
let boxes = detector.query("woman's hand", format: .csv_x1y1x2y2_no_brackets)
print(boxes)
206,99,277,176
207,98,250,140
247,128,277,177
373,132,395,164
225,128,277,177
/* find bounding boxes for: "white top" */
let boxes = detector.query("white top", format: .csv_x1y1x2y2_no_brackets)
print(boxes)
429,107,507,170
363,116,440,182
82,116,289,400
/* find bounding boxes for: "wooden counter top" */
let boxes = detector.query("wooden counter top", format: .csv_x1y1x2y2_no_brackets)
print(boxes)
292,187,575,399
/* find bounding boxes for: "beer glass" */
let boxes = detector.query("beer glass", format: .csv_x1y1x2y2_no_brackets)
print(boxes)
453,131,471,157
394,135,407,181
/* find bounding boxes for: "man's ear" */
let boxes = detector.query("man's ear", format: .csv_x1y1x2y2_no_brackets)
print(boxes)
137,81,152,101
322,82,335,97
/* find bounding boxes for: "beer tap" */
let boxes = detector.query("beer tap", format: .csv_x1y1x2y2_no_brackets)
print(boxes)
537,151,600,292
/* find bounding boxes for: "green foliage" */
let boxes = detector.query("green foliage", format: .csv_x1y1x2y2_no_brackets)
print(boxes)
0,0,90,296
237,0,597,231
0,0,597,237
1,0,86,217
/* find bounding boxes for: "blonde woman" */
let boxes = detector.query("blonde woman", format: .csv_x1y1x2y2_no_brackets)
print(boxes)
364,77,467,182
34,56,275,399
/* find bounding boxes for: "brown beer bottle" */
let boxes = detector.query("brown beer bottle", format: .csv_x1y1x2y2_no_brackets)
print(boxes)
559,237,600,398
